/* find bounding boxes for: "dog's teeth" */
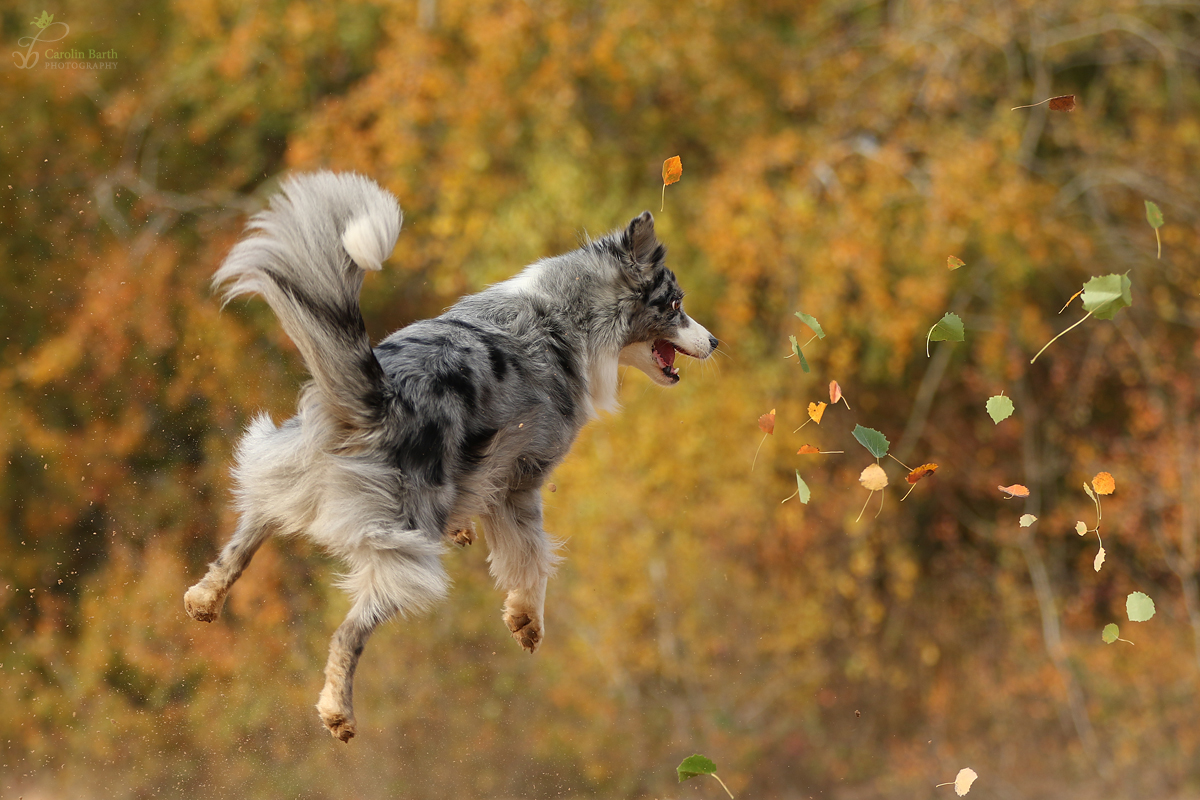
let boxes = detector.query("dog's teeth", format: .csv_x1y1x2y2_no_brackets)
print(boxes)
671,367,679,375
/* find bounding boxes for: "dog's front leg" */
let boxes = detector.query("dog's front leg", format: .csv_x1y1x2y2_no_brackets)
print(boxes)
482,488,561,653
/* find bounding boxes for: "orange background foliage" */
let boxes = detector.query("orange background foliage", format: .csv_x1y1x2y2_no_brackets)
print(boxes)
2,0,1199,797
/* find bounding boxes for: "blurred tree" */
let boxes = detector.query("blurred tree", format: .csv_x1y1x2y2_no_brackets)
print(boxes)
2,0,1199,797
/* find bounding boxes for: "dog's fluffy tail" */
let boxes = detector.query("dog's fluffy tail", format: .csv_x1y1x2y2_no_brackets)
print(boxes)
215,171,401,429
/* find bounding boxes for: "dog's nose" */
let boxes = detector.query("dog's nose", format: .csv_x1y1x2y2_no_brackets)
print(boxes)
708,335,719,352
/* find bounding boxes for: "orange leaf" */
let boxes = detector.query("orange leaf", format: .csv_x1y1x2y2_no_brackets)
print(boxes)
758,408,776,435
1092,471,1115,495
797,444,821,454
906,463,939,484
662,156,682,186
808,401,827,424
829,380,849,408
998,484,1030,498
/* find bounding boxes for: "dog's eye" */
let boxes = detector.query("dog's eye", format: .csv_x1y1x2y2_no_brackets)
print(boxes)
671,299,681,312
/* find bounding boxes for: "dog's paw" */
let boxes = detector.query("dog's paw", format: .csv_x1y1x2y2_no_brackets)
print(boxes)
504,609,542,654
316,690,356,743
183,582,226,623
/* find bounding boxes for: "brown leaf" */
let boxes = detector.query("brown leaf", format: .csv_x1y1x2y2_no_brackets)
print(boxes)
998,484,1030,498
758,408,776,435
1048,94,1076,111
906,463,939,484
1092,471,1115,496
662,156,683,186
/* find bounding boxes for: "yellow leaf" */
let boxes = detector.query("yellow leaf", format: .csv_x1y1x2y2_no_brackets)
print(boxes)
859,463,888,491
808,401,826,424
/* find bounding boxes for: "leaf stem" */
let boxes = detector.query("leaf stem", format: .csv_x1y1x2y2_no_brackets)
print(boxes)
1010,97,1051,110
751,432,767,471
1155,228,1161,259
709,773,735,799
660,184,666,213
855,491,874,523
1030,310,1093,364
887,453,913,471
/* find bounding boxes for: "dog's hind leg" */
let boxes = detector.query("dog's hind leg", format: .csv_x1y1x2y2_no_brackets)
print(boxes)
184,514,272,622
316,547,448,742
482,488,562,654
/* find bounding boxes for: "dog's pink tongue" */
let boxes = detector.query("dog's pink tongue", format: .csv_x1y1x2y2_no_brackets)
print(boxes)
653,339,676,368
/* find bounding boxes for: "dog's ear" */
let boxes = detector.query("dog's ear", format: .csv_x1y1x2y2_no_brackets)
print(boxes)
620,211,665,276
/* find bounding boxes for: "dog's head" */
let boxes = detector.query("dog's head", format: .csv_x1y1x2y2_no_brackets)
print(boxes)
609,212,717,386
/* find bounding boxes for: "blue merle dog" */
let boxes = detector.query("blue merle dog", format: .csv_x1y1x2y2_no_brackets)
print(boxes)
184,172,717,741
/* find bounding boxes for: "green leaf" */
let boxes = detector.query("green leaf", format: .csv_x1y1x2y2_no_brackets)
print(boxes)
794,311,826,339
852,424,890,458
929,312,965,342
789,335,810,373
794,470,811,505
947,256,966,270
986,394,1014,424
1081,273,1132,321
926,312,964,356
1102,623,1119,644
678,754,718,782
1126,591,1156,623
1145,200,1164,230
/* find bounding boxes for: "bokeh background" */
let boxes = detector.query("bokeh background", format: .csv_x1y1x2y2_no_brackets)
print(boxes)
3,0,1199,797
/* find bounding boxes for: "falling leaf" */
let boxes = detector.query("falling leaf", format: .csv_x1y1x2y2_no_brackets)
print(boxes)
1145,200,1164,230
660,156,682,212
1094,547,1106,572
547,483,557,493
808,401,827,424
795,311,826,339
789,334,811,372
1081,273,1133,320
859,463,889,491
1032,273,1133,363
830,380,850,408
1126,591,1156,622
947,256,965,270
1145,200,1164,258
677,754,717,782
1075,521,1088,535
1011,94,1075,111
1102,623,1119,644
986,394,1014,424
998,484,1030,498
752,409,775,470
906,463,938,484
1083,482,1097,502
677,754,735,799
794,470,810,504
852,425,890,458
1019,514,1038,527
1092,472,1115,496
798,444,821,454
937,767,979,796
926,312,965,357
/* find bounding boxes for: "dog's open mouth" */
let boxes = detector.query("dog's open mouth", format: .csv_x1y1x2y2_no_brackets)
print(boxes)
652,339,680,382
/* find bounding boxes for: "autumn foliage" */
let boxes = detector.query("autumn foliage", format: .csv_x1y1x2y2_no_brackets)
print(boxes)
2,0,1200,797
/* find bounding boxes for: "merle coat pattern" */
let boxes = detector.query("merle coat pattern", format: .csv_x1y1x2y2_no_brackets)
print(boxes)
183,172,717,741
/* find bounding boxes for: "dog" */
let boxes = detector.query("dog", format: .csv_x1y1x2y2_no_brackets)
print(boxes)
183,171,717,741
